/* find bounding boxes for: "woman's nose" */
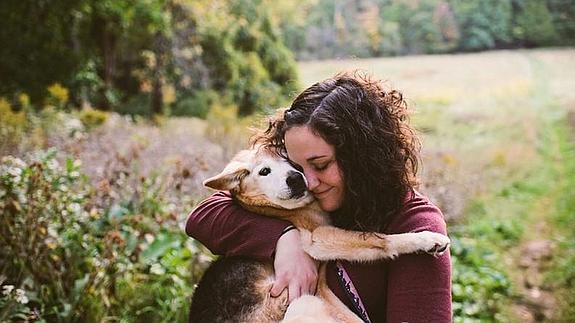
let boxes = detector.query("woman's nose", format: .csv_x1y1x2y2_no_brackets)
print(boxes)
305,171,320,190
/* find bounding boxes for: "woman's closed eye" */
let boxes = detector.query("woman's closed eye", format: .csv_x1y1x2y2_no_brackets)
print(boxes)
312,161,331,171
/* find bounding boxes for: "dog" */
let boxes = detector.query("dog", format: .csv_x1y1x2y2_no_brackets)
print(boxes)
189,146,450,322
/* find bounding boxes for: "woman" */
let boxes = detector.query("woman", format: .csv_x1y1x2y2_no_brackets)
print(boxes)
186,72,452,322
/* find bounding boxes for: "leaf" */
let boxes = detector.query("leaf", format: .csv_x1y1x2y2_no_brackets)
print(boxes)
108,204,129,221
141,233,180,264
73,274,90,296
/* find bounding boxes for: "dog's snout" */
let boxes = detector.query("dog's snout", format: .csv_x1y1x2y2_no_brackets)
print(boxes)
286,171,306,196
286,171,305,186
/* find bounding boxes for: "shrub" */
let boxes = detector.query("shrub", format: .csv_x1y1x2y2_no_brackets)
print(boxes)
0,98,26,154
0,150,207,321
0,151,93,321
171,90,217,119
45,83,70,110
78,107,109,129
116,93,153,117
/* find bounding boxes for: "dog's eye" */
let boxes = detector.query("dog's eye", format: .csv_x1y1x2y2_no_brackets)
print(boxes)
258,167,271,176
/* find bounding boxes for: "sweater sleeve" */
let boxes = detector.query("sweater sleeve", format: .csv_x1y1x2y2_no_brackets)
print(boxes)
185,191,291,261
385,194,452,323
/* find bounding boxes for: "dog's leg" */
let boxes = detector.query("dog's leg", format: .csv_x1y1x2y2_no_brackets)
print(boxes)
314,265,365,323
281,295,337,323
299,227,450,262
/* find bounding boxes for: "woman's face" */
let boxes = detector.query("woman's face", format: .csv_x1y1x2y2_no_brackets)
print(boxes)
284,125,345,212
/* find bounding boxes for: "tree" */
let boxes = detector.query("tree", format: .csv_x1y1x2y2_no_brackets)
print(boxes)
513,0,558,46
450,0,513,51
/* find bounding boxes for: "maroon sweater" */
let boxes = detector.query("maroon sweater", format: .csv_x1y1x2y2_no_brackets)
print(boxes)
186,190,452,323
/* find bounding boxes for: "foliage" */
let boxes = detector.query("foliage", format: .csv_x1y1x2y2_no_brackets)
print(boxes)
1,151,93,322
186,0,298,116
0,0,299,118
513,0,558,46
0,0,83,102
0,150,209,322
78,108,109,130
0,98,27,155
3,0,573,116
0,89,96,157
450,235,510,322
205,103,259,159
450,0,513,50
46,83,70,110
171,90,217,119
275,0,575,59
547,0,575,45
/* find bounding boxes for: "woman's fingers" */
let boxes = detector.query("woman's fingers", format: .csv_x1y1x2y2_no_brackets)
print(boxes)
272,228,320,303
270,275,288,297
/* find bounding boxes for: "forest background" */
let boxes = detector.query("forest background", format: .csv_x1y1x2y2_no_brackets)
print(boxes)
1,0,574,322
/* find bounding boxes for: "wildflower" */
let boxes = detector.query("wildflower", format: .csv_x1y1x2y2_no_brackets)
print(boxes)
46,240,57,250
64,118,85,139
15,289,29,304
47,83,69,105
68,203,81,214
47,159,60,170
18,93,30,108
89,208,101,219
144,233,155,243
2,285,14,296
7,166,22,177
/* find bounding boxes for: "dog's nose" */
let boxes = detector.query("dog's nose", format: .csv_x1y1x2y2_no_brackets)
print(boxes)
286,171,306,192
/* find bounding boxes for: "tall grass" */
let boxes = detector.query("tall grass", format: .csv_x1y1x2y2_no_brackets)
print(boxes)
543,113,575,321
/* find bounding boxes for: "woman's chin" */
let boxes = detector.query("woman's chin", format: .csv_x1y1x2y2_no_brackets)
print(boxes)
317,199,340,212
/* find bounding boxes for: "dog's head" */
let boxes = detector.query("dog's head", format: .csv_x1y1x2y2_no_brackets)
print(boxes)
203,147,314,209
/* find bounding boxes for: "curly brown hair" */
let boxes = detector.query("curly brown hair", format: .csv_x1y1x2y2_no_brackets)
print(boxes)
253,71,421,232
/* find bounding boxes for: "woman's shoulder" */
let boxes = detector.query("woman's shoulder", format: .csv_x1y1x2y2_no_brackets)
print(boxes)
386,189,447,235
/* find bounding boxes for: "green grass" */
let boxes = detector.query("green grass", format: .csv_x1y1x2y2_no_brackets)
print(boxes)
543,115,575,321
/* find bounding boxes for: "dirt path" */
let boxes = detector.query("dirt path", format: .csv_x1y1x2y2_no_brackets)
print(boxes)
510,108,575,322
510,223,556,322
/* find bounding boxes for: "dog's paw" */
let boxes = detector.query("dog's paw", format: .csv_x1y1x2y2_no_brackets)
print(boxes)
415,231,451,257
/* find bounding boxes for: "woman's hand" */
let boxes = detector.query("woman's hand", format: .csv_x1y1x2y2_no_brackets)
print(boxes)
270,229,319,303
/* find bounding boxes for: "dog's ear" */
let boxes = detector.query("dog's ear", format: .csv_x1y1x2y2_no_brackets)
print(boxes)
203,160,250,191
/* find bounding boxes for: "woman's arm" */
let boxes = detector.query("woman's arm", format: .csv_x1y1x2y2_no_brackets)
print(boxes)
186,191,319,300
185,191,290,261
386,248,452,322
386,194,452,322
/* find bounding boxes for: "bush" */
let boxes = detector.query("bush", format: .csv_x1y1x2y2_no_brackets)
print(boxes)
116,93,153,117
171,90,217,119
45,83,70,110
0,151,93,321
0,98,26,154
514,0,558,46
78,107,109,129
0,150,207,322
